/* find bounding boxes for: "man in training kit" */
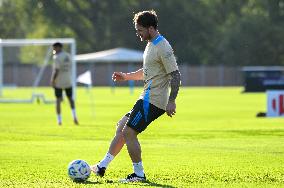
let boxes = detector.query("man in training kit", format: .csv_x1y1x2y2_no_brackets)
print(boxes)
50,42,79,126
91,10,181,182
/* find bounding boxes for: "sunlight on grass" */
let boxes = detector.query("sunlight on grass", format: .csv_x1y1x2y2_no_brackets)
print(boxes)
0,87,284,187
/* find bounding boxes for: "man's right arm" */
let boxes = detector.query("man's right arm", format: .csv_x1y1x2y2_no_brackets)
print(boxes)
50,69,59,87
112,68,143,82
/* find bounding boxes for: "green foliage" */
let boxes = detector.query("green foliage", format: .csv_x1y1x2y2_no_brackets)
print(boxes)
0,87,284,187
214,0,284,66
0,0,27,38
0,0,283,65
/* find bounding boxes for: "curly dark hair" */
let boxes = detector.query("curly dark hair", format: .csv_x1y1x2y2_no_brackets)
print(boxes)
133,10,158,29
52,42,63,48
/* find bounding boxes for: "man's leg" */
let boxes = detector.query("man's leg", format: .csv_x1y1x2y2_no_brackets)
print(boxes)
54,88,63,125
108,116,129,156
122,126,141,163
122,126,145,179
119,100,165,182
92,115,129,176
67,96,78,125
66,88,78,125
56,98,62,125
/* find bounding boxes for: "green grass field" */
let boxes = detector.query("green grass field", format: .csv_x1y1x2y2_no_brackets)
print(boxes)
0,87,283,188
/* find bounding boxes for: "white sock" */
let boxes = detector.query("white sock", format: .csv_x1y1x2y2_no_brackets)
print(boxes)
98,152,114,168
133,161,144,177
57,114,62,124
71,109,77,119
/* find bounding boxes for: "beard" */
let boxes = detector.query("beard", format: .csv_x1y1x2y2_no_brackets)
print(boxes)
139,32,152,41
140,33,151,41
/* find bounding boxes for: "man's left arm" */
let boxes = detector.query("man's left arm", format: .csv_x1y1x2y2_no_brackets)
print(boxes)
157,43,181,117
50,69,59,88
167,70,181,117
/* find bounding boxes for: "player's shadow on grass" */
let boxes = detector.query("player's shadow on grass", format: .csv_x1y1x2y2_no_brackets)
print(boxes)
80,179,175,187
74,180,102,185
104,179,176,188
141,180,176,188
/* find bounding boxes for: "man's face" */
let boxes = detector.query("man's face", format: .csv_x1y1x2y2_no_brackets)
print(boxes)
135,23,151,41
53,46,61,54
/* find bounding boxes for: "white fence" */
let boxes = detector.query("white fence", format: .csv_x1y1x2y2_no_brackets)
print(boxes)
3,63,243,87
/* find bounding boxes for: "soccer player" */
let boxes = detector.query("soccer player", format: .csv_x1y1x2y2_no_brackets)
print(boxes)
91,10,181,182
50,42,79,126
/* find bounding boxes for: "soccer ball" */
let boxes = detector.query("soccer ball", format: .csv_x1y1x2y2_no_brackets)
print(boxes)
67,159,91,182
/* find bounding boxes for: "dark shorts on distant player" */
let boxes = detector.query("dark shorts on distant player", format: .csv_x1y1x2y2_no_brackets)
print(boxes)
125,99,165,133
54,87,73,98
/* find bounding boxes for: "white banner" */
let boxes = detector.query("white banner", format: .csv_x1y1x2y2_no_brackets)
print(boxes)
267,90,284,117
77,70,92,86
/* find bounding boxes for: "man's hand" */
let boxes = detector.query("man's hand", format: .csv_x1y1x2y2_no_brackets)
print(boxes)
112,72,127,81
166,100,176,117
50,80,56,88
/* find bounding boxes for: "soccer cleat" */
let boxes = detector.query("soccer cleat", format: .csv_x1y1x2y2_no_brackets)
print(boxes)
119,173,146,183
74,118,79,125
91,165,106,177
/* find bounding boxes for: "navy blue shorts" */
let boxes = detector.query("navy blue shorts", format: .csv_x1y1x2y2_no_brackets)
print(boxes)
54,87,73,98
126,99,165,133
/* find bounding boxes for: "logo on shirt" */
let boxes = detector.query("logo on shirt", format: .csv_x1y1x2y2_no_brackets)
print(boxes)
164,51,173,59
143,68,148,77
64,56,70,63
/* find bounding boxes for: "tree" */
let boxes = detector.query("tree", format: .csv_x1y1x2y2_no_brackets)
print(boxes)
1,0,283,65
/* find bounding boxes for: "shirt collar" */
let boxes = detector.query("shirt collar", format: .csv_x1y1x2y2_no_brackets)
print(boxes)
152,35,164,45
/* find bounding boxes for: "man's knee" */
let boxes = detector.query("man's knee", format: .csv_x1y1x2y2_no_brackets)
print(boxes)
56,98,62,103
116,116,128,131
115,127,124,139
67,97,75,107
122,126,137,140
67,96,73,101
115,116,128,138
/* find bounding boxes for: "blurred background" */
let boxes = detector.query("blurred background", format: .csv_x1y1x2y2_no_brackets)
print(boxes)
0,0,284,87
